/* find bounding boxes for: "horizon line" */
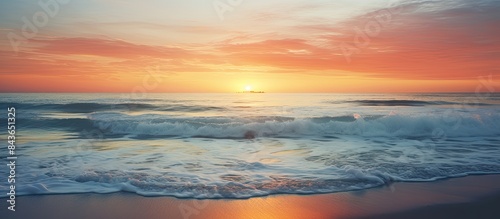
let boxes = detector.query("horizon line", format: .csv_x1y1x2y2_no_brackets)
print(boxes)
1,91,498,94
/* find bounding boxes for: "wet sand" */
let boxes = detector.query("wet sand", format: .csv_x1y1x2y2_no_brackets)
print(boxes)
2,175,500,219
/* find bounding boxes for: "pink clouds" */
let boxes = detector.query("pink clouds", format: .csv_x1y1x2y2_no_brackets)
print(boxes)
32,37,190,59
212,1,500,79
1,0,499,92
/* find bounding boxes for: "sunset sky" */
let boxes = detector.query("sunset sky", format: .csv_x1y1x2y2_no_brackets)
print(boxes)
0,0,499,92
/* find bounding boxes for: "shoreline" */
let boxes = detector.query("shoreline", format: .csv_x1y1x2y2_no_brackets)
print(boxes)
355,191,500,219
2,174,500,218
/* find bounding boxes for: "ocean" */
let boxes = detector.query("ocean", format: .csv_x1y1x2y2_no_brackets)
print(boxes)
1,93,499,198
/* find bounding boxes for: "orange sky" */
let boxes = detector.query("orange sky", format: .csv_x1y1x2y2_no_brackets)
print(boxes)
0,0,499,92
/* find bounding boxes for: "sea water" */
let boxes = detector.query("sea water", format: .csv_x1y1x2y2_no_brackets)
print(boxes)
0,93,499,198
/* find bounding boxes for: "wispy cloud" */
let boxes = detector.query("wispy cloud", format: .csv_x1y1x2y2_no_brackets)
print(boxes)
1,0,498,92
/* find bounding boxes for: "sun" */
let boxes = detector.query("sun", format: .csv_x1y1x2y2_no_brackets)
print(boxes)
245,85,252,91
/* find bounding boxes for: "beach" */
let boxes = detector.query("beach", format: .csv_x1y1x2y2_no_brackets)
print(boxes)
2,175,500,219
2,93,500,199
2,0,499,217
1,93,499,218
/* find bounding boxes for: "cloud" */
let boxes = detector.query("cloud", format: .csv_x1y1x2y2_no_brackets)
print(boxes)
0,37,213,77
210,0,500,79
1,0,498,90
332,0,500,79
30,37,191,59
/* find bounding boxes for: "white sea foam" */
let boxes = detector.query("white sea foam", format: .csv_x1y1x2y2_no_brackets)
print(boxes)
0,93,499,198
87,111,500,139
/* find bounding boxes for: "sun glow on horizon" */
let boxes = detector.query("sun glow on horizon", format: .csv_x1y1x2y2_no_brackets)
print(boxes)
0,1,497,93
